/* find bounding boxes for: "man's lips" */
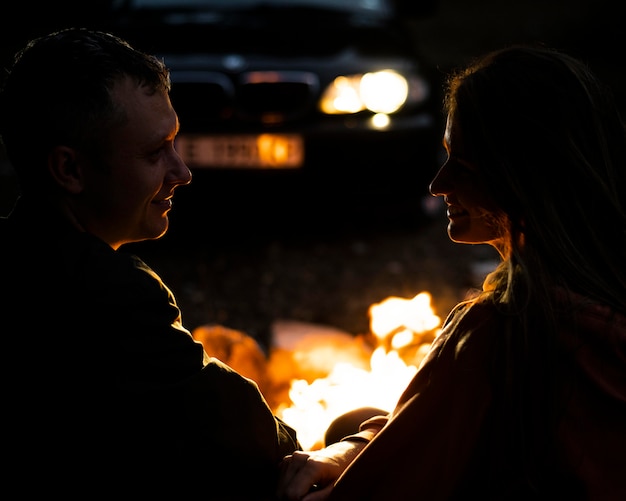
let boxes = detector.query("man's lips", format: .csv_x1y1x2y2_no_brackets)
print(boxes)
152,198,172,210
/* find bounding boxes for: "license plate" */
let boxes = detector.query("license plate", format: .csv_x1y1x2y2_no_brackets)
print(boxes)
175,134,304,169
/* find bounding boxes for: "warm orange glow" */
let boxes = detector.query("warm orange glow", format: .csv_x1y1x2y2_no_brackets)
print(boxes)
192,292,443,452
270,292,442,450
369,292,441,342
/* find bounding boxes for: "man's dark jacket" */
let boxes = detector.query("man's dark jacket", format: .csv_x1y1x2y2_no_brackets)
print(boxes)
1,196,299,499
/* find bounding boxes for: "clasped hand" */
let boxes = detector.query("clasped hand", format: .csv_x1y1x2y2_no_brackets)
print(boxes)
276,440,367,500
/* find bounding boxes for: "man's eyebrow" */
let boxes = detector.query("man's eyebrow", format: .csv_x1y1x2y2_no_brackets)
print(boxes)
143,128,177,153
157,118,180,144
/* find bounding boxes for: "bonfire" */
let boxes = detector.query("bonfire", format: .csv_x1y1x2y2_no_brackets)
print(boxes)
193,292,442,450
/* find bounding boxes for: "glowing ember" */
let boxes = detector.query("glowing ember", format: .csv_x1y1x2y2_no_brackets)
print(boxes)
272,292,442,450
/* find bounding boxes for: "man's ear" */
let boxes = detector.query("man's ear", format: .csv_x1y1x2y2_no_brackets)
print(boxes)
48,145,85,194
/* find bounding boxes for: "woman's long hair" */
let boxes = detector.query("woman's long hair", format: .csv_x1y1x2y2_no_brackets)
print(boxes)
443,45,626,495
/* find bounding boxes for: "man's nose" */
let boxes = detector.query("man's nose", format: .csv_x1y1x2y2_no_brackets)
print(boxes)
171,155,192,186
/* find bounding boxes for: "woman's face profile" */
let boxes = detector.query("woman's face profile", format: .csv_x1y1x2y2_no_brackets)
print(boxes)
429,114,508,250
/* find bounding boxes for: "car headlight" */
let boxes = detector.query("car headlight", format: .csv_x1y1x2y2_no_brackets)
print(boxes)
319,70,428,115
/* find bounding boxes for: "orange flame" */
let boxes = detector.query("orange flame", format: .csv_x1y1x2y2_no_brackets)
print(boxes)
272,292,442,450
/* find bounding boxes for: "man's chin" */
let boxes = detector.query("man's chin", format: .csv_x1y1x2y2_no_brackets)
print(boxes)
152,221,170,240
137,219,170,242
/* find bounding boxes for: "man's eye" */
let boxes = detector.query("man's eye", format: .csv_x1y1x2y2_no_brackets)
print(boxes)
147,147,164,161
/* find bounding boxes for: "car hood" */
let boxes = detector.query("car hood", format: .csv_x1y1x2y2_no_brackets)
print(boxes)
112,2,409,58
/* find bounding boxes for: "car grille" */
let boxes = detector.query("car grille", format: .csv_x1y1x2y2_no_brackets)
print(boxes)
170,70,320,128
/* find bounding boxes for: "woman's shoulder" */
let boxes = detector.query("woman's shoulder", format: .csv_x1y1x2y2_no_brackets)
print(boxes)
441,298,507,336
425,298,508,367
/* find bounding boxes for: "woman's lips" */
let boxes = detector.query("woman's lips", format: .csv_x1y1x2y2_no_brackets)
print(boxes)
447,205,467,218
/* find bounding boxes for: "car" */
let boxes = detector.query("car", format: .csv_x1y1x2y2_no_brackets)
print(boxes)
2,0,444,239
108,0,444,240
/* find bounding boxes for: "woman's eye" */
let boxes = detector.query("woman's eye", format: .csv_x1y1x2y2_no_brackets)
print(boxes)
446,157,465,169
452,157,477,174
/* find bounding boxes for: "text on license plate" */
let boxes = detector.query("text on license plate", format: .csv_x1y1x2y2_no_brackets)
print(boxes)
175,134,304,169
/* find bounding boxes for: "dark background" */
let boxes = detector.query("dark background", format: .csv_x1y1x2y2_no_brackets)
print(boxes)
1,0,624,348
1,0,623,110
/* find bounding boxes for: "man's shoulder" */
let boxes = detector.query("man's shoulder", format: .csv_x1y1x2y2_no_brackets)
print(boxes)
0,214,29,260
0,213,15,232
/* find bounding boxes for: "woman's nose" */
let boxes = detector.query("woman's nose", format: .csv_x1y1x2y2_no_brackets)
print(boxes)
429,163,448,196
